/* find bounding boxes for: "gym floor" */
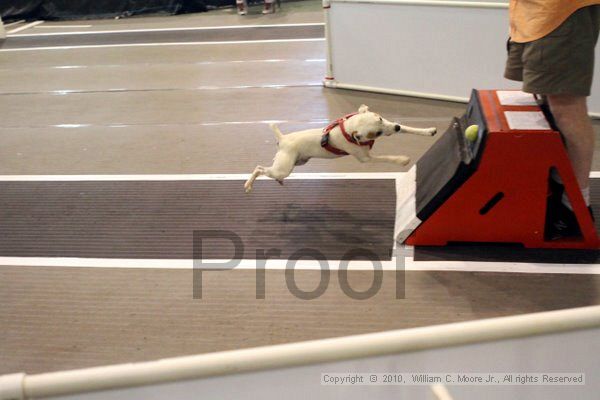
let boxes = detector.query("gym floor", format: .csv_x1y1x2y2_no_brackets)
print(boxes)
1,0,600,375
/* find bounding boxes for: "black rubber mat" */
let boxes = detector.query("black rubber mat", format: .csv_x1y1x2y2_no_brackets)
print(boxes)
3,25,325,50
2,178,598,263
0,179,395,260
414,245,600,264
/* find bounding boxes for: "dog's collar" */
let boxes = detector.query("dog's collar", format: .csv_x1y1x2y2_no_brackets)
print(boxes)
321,113,375,156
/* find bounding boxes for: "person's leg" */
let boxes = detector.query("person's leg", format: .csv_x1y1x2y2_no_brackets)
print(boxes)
236,0,248,15
514,6,599,237
262,0,276,14
547,94,594,205
522,6,597,210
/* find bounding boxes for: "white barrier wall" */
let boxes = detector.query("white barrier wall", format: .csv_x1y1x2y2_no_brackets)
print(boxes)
2,306,599,400
324,0,600,116
0,17,6,42
50,325,600,400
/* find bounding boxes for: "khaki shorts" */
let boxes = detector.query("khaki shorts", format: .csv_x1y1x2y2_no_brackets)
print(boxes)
505,5,600,96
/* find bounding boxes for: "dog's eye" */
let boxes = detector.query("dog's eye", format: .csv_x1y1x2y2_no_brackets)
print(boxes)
376,131,383,136
379,117,383,122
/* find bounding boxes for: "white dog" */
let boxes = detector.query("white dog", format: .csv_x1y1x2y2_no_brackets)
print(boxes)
244,105,436,193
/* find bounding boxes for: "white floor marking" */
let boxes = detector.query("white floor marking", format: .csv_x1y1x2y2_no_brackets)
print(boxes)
0,38,326,52
7,21,44,35
1,256,598,274
3,20,25,28
0,58,326,73
47,119,331,129
402,257,600,274
10,22,325,37
0,172,404,181
2,82,323,96
34,25,93,29
2,257,387,270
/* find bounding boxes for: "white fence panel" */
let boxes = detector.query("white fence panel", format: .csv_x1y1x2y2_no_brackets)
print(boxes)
324,0,600,116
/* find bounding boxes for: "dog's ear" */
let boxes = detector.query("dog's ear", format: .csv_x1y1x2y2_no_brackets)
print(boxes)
358,104,369,113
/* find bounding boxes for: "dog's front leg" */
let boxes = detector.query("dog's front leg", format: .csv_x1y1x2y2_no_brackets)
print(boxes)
354,153,410,166
400,125,437,136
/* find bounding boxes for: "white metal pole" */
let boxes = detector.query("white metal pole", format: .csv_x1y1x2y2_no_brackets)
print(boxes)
323,0,335,82
0,373,25,400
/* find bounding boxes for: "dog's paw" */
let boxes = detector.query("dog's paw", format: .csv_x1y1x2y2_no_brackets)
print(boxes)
244,182,253,193
427,127,437,136
396,156,410,166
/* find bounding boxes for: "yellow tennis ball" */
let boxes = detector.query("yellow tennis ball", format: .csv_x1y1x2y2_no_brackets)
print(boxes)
465,124,479,142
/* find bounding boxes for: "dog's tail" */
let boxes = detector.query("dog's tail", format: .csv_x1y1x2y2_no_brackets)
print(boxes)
270,123,284,144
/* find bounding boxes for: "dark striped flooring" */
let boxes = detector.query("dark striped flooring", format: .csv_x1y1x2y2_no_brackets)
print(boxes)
0,179,396,260
3,25,325,50
1,178,598,263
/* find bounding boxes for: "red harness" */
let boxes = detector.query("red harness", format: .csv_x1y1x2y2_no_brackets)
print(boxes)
320,113,375,156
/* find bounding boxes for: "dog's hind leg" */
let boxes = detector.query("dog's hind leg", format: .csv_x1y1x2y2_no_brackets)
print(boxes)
263,151,295,184
400,125,437,136
244,152,296,193
244,165,266,193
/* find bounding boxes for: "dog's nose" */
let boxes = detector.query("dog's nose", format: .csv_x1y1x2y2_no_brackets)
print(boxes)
395,124,401,132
